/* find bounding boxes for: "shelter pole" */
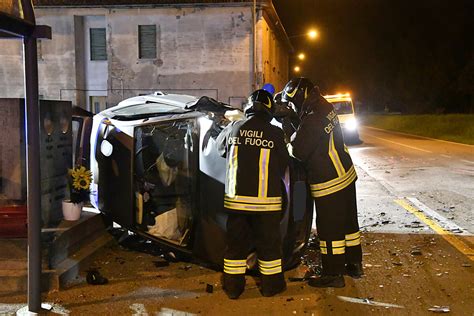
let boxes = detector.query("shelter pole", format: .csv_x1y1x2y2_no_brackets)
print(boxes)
23,34,42,313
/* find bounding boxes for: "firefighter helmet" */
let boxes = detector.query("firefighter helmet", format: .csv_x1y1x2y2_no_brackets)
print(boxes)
244,89,276,117
281,77,314,112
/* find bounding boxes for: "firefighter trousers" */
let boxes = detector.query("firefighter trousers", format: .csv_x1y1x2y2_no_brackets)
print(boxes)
314,182,362,275
223,212,285,295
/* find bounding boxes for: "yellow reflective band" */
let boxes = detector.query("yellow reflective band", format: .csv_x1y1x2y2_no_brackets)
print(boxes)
321,248,328,254
264,96,272,109
258,259,281,268
258,149,270,198
228,145,238,197
320,240,327,248
224,266,246,274
333,247,346,255
346,238,361,247
304,88,308,99
224,258,247,264
311,170,357,198
224,262,247,267
225,195,282,204
345,231,361,240
328,132,344,177
332,240,346,248
311,166,356,191
224,201,281,212
285,87,298,98
344,144,350,154
259,266,282,275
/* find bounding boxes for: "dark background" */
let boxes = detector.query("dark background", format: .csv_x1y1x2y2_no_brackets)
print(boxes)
273,0,473,113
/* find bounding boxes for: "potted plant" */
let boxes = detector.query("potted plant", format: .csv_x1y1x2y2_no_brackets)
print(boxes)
62,165,92,221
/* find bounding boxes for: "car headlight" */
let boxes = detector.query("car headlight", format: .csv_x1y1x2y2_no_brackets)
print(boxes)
345,118,358,131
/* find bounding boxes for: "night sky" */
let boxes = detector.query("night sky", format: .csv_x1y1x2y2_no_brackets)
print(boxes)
273,0,474,113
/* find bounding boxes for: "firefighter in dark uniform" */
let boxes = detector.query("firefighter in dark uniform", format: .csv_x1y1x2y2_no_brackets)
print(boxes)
282,78,363,288
216,89,289,299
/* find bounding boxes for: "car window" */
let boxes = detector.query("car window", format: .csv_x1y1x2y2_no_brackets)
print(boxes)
331,101,353,115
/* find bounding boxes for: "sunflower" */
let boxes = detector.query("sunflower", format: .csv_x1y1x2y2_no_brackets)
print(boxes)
69,166,92,191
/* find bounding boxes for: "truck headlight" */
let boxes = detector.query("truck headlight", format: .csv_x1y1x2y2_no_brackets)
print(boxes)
345,118,358,131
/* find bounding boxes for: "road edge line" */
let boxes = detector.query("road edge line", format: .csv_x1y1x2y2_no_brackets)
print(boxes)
394,199,474,262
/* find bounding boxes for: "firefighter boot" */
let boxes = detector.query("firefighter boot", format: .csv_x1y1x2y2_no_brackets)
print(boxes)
260,273,286,297
308,274,345,288
346,263,364,279
222,274,245,299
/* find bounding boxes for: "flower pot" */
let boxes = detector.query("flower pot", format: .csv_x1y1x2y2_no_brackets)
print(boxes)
62,200,83,221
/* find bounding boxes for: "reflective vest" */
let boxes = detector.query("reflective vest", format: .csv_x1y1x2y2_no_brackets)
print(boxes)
217,113,289,212
291,92,357,198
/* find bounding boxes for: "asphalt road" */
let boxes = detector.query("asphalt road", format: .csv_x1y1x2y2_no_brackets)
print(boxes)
353,126,474,238
1,126,473,315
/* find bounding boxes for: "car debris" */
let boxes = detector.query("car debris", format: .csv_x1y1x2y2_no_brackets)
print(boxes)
86,269,108,285
337,296,405,309
410,249,422,256
428,305,450,313
153,260,170,268
180,264,192,271
158,307,196,316
205,284,213,293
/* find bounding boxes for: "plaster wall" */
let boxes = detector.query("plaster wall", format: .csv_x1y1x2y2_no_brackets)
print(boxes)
256,15,289,93
106,6,253,107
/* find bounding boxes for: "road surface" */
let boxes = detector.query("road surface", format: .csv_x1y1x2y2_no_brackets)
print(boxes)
1,126,473,315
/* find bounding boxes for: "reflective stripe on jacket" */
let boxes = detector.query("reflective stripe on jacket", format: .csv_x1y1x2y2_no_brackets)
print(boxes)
217,113,289,212
291,92,357,198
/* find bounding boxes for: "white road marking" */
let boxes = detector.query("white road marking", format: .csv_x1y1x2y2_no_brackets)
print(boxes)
461,159,474,164
364,126,474,148
406,197,471,235
365,134,433,153
441,154,452,158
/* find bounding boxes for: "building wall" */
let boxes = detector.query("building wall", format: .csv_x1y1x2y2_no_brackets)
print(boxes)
0,5,288,109
256,14,289,93
106,6,253,107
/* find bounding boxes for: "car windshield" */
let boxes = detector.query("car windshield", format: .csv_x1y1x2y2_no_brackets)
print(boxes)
330,101,353,115
112,102,187,117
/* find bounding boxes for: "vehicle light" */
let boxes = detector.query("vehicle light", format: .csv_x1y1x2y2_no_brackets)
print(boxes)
100,140,113,157
345,118,358,131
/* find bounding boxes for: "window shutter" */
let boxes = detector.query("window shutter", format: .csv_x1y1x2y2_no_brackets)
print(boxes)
139,25,156,59
90,28,107,61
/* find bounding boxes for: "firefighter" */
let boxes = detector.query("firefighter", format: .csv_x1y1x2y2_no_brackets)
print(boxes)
216,89,289,299
282,78,363,288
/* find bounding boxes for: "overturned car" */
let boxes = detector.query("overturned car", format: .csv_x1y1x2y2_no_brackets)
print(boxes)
90,92,313,269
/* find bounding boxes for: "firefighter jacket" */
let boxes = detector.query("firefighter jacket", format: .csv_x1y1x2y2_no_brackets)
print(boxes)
291,91,357,198
217,112,289,213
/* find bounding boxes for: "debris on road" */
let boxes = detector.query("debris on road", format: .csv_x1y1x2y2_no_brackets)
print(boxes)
337,296,405,309
411,248,422,256
205,284,213,293
153,260,170,268
461,263,471,268
179,264,192,271
86,269,109,285
428,305,450,313
158,307,196,315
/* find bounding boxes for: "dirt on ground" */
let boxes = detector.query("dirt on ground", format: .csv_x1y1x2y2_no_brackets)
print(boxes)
1,231,473,315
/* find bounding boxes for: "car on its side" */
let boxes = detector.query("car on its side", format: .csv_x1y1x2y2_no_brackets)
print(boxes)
324,93,360,143
90,92,313,269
